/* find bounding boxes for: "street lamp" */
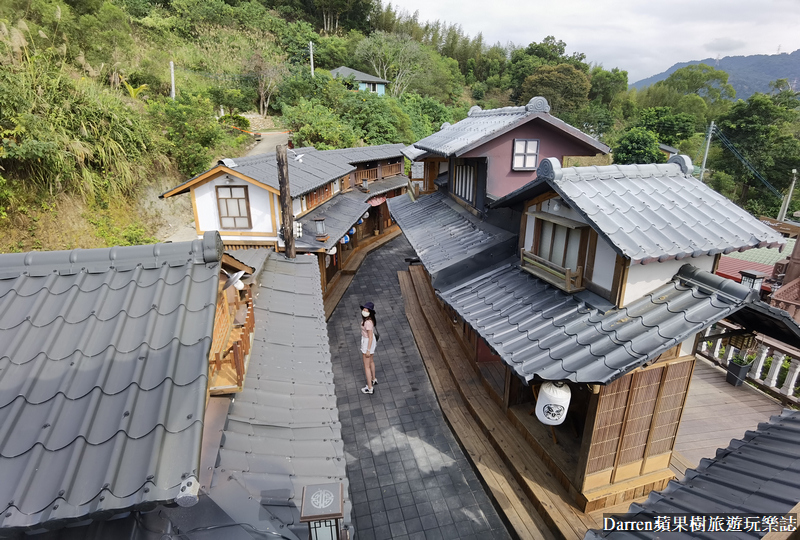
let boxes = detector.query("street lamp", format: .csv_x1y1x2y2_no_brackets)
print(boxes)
739,269,768,291
300,483,346,540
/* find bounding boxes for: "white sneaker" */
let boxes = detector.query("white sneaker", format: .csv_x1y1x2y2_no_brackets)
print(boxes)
372,379,378,386
361,386,373,394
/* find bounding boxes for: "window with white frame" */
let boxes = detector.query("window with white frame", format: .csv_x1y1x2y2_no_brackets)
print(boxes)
452,163,475,203
216,185,252,229
513,139,539,171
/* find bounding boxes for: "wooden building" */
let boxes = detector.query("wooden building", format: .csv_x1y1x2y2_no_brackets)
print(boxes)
160,144,408,295
390,149,800,511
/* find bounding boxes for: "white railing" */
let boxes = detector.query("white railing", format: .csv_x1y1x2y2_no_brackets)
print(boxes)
696,320,800,404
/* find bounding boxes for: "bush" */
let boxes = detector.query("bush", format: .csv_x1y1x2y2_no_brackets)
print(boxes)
148,93,223,176
219,114,251,130
280,99,360,149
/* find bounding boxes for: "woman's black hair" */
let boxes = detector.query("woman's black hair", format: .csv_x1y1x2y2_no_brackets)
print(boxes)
361,309,377,328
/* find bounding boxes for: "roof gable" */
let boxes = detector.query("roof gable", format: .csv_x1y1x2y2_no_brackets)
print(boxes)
0,232,223,530
496,155,785,264
409,97,609,158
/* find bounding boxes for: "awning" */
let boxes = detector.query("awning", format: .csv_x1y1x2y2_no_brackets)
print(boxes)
368,195,386,206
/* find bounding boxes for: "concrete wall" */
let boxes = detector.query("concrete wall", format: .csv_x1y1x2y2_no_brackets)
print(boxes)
462,120,603,199
194,173,276,237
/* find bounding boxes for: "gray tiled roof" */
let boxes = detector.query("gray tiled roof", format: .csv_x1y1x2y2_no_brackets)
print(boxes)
224,248,270,276
411,162,424,179
585,409,800,540
439,262,800,384
0,232,223,531
162,145,405,200
323,143,405,164
388,191,517,280
330,66,390,84
411,97,609,158
295,176,407,251
495,156,786,264
205,252,350,538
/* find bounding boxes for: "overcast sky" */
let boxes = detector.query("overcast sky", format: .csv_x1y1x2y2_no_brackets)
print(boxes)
386,0,800,83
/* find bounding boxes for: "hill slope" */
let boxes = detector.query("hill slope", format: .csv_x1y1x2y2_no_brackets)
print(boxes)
632,49,800,99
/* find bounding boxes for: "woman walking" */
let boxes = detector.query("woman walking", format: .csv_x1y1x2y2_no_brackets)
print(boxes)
360,302,378,394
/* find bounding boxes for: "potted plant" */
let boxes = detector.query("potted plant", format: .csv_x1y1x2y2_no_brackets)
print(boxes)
726,354,754,386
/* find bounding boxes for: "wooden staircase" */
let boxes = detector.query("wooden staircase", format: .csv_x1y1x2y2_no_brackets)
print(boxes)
399,265,616,540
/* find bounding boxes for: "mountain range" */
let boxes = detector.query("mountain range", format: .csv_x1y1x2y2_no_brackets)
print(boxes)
631,49,800,100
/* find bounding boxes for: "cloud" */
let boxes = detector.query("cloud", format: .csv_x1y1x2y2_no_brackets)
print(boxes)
704,37,746,53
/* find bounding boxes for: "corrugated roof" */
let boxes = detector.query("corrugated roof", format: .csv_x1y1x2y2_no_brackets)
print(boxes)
0,232,223,531
205,252,350,538
439,262,800,384
726,238,793,266
387,191,516,275
494,156,785,264
330,66,390,84
412,97,609,158
585,409,800,540
162,145,405,200
295,176,408,251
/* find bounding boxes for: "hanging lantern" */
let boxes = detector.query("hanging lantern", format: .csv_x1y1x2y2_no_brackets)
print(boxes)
535,382,571,426
349,227,356,235
327,246,337,255
363,211,369,219
362,178,369,192
339,235,350,244
357,219,364,225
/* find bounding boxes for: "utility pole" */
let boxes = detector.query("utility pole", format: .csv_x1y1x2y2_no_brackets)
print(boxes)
309,41,315,78
699,120,714,182
778,169,798,222
277,144,296,259
169,61,176,100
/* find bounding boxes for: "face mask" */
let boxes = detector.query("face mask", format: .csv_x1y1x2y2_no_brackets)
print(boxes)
362,310,370,317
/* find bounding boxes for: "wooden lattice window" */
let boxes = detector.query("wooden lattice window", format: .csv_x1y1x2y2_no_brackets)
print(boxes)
586,376,632,474
617,368,663,465
217,186,252,229
646,361,693,457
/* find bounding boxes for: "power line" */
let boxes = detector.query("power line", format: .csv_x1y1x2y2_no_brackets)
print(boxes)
712,125,783,200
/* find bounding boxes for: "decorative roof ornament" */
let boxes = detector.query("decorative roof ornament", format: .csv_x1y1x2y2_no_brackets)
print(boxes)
467,106,482,117
440,122,451,130
536,157,562,182
668,154,693,175
526,96,550,113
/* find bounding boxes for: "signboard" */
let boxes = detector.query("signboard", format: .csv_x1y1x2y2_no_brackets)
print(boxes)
760,216,800,238
299,482,344,522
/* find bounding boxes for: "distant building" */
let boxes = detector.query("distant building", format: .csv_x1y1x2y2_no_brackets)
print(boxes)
330,66,390,95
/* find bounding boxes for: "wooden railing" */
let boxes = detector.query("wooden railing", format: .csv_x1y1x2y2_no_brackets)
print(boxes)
354,168,378,183
383,162,402,177
209,286,255,391
520,249,584,292
696,320,800,405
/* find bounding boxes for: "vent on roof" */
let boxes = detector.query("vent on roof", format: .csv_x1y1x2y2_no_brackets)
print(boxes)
221,158,237,168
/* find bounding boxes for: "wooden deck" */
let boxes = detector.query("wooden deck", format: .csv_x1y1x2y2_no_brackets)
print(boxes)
673,357,783,470
323,227,402,319
400,265,603,540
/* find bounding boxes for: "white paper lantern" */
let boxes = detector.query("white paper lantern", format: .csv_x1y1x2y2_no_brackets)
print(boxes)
535,382,571,426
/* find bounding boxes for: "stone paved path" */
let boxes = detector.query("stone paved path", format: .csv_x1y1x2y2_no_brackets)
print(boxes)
328,235,511,540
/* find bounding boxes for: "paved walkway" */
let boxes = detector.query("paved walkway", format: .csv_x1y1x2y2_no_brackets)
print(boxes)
328,235,511,540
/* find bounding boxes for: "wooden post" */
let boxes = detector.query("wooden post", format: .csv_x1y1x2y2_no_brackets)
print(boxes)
277,144,296,259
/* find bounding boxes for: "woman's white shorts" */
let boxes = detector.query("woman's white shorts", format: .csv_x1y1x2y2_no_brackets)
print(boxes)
360,336,377,354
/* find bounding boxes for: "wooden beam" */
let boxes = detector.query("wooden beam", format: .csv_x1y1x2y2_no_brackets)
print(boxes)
277,144,295,258
525,191,560,208
610,371,636,484
639,365,669,476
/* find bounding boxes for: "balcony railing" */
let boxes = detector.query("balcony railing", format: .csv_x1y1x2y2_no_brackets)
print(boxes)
354,168,378,183
695,319,800,405
520,249,584,293
771,276,800,321
383,162,402,177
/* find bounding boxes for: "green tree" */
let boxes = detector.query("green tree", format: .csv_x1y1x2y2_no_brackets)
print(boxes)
612,127,664,164
148,93,223,176
589,66,628,106
712,92,800,205
519,64,590,115
639,107,696,146
355,32,425,97
279,99,360,149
